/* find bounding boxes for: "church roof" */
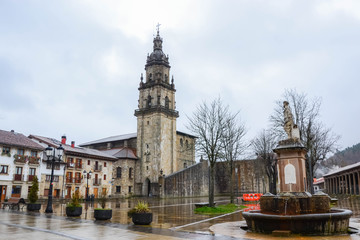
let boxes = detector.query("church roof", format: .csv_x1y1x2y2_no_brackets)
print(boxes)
176,130,197,139
101,147,138,160
79,133,137,146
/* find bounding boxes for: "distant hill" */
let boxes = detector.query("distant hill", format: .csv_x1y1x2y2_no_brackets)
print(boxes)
315,143,360,177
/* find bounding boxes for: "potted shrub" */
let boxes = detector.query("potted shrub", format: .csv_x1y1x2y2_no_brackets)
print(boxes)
27,176,41,211
94,189,112,220
66,190,82,217
128,201,152,225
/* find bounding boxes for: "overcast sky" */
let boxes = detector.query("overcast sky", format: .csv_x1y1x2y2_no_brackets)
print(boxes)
1,0,359,155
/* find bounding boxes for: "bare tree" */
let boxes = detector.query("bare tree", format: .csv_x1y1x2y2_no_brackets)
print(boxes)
187,98,232,207
252,129,278,194
221,113,247,203
270,89,339,193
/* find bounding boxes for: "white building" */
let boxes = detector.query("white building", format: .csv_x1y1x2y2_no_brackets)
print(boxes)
0,129,44,200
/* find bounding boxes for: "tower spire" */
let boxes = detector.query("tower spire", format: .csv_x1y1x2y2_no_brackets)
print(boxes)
146,24,170,68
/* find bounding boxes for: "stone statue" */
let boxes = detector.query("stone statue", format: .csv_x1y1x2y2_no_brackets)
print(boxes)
283,101,300,139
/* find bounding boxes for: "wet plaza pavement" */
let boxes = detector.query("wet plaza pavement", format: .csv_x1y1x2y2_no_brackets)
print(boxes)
1,196,360,239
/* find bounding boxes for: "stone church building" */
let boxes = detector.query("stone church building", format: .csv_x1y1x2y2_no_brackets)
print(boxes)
80,30,196,197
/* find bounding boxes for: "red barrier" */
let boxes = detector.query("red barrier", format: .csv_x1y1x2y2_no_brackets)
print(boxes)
242,193,263,201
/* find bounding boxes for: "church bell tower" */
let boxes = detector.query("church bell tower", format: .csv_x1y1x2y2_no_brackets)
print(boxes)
134,29,178,196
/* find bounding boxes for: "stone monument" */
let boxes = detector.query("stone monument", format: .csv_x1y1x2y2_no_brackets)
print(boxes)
242,101,352,235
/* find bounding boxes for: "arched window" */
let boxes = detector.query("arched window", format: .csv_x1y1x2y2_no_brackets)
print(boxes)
180,138,183,147
165,96,169,109
185,140,188,148
184,162,187,168
116,167,122,178
149,73,152,81
129,168,133,179
147,95,152,108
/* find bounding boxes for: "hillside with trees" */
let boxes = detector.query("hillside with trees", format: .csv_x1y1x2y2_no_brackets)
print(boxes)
315,142,360,177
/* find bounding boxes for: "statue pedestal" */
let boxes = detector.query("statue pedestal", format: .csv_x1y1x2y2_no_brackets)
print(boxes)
274,138,307,193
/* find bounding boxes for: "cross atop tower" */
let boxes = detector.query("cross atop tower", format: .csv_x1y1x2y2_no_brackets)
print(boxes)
156,23,161,35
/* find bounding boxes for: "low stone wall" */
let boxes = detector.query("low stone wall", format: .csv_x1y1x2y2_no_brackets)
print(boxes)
163,159,266,198
163,161,209,197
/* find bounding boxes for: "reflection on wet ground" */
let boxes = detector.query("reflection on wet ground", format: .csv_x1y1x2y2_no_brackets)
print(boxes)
46,196,235,233
2,195,360,239
35,196,360,234
338,197,360,217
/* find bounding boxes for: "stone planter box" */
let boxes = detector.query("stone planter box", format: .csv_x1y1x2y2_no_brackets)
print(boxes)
94,209,112,220
27,203,41,211
132,212,153,225
66,206,82,217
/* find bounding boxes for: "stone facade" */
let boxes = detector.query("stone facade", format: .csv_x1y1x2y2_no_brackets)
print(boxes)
176,132,196,171
134,30,180,196
163,159,266,198
112,159,136,197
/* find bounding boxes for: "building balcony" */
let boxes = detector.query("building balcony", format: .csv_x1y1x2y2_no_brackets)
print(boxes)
13,174,24,182
13,155,27,164
28,175,36,182
66,178,74,184
93,179,102,186
75,163,83,169
134,105,179,118
94,165,102,172
74,178,82,184
28,156,40,165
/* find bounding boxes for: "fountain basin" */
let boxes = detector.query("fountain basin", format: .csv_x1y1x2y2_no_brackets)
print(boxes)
242,209,352,235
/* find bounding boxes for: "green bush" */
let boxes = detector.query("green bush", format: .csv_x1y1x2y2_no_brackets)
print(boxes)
128,201,150,217
67,190,82,208
28,176,39,203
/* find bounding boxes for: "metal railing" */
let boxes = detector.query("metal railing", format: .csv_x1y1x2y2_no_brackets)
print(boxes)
75,163,83,169
94,165,102,172
13,174,24,181
93,179,102,185
28,175,35,182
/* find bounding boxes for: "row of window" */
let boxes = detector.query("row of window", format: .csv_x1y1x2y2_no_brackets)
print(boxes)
116,167,133,179
67,158,107,168
115,185,132,193
1,147,37,157
145,95,170,109
0,165,36,175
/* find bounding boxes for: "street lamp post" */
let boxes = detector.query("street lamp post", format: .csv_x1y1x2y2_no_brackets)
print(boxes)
83,170,92,201
45,144,64,213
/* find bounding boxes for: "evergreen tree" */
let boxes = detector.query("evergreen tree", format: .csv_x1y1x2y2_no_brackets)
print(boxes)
28,176,39,203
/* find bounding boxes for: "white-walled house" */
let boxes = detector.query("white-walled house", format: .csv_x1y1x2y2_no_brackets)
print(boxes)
0,129,44,200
